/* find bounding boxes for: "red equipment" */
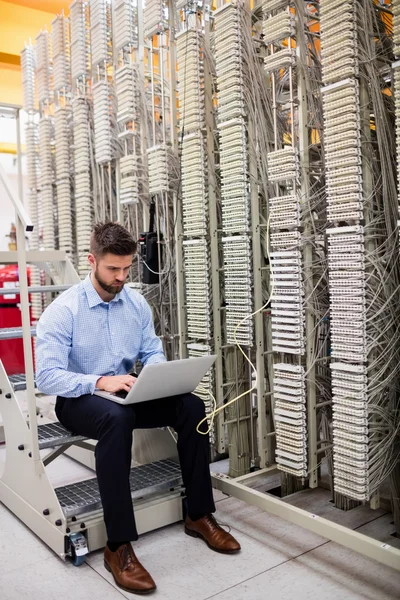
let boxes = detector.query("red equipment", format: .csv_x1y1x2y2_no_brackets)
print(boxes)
0,265,34,375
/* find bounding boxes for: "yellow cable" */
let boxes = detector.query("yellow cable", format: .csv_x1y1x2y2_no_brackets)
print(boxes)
196,213,274,435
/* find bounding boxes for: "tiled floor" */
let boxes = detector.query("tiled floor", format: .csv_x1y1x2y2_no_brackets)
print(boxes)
0,451,399,600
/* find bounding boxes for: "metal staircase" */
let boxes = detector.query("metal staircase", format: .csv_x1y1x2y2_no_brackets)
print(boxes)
0,149,184,566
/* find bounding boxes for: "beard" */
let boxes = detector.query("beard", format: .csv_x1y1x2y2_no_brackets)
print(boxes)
94,267,124,295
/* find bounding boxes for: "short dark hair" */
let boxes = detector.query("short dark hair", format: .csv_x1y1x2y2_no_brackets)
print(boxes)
90,222,137,257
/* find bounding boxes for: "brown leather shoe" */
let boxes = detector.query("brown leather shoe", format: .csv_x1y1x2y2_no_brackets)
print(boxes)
104,543,156,595
185,514,241,554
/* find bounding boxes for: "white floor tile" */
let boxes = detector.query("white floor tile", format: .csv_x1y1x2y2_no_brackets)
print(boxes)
209,540,400,600
85,519,295,600
0,553,124,600
214,496,327,556
0,502,54,576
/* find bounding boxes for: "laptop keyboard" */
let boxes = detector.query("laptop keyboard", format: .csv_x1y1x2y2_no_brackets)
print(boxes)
113,390,128,399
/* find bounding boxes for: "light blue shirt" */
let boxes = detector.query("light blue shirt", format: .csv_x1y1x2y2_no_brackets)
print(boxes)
35,274,166,398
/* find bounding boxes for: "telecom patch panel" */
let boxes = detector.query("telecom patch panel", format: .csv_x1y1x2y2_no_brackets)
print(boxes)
38,117,54,188
176,29,205,132
214,3,245,123
56,180,74,257
327,230,366,362
394,1,400,58
322,79,362,222
267,148,299,183
90,0,112,68
269,195,300,230
262,10,295,46
54,106,74,258
51,15,70,92
214,3,253,346
54,107,72,180
262,0,289,14
321,3,366,502
114,0,138,51
394,66,400,218
330,362,369,500
181,133,208,237
92,80,114,164
116,64,139,126
183,241,212,341
218,119,249,234
147,145,177,194
25,123,38,191
72,97,92,277
119,155,140,204
324,121,368,502
270,250,305,355
143,0,165,38
21,46,36,112
35,31,52,103
320,0,358,84
273,363,307,477
70,0,89,81
264,48,295,73
221,236,253,346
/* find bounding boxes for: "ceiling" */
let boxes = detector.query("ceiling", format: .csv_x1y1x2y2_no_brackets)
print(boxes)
1,0,70,14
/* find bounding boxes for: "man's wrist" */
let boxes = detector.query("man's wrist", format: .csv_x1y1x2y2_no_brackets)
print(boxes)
96,376,105,389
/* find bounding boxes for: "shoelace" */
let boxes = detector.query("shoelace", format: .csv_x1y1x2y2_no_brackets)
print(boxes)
205,514,232,534
119,545,136,571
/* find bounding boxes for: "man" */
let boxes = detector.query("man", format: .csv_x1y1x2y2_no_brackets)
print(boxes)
36,221,240,595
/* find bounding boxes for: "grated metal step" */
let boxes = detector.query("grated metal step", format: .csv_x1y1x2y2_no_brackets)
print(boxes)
37,422,87,450
55,459,183,518
9,373,34,392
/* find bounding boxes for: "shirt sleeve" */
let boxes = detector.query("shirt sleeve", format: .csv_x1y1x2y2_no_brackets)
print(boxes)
35,302,99,398
137,297,166,366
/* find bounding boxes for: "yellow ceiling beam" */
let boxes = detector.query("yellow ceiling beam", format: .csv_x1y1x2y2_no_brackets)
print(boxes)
0,142,25,154
0,0,56,59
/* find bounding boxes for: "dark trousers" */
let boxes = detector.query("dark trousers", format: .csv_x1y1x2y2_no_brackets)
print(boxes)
55,392,216,542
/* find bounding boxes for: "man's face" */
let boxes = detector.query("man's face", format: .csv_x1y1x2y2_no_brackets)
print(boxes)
90,253,133,295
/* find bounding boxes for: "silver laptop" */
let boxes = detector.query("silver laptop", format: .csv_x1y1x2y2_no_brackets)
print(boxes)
94,356,216,405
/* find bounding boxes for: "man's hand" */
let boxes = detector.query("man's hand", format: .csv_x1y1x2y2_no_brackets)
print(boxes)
96,375,137,393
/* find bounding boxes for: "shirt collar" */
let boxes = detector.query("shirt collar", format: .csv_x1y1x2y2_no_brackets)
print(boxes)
83,273,125,308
